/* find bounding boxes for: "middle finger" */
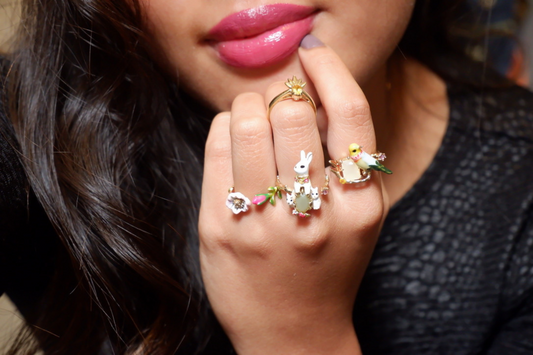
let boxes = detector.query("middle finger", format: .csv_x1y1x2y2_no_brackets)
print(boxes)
265,81,325,193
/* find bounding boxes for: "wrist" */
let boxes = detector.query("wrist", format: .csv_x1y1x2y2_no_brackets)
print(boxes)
227,319,362,355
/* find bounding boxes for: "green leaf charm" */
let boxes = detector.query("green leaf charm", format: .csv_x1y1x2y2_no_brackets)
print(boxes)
253,186,283,207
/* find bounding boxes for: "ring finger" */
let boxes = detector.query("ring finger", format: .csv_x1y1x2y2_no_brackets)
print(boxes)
230,93,277,197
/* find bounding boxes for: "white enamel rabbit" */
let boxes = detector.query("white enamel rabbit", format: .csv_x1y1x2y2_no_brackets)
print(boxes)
294,150,313,195
286,191,295,207
311,187,321,210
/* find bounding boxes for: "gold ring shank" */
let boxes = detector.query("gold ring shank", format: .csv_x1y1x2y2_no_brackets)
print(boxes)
268,89,317,116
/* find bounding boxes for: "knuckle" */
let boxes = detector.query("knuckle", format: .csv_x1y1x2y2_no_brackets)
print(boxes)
315,52,337,68
355,199,385,232
231,116,270,144
296,235,328,253
270,104,314,131
205,134,231,160
199,219,273,258
240,233,272,258
266,81,287,94
212,111,231,125
332,99,371,127
233,92,263,106
293,226,329,253
214,236,234,251
199,224,233,252
205,112,231,159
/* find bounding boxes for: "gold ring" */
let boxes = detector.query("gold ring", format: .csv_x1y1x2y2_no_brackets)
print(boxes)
268,76,317,116
252,150,329,218
226,187,251,214
329,143,392,184
253,171,329,218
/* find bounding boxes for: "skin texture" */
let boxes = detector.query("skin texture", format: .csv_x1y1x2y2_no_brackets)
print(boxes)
140,0,449,353
202,46,384,354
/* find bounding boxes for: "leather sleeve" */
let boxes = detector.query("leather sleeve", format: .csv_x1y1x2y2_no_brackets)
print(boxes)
486,206,533,354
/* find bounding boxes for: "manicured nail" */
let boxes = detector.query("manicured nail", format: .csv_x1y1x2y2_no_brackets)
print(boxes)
300,34,324,49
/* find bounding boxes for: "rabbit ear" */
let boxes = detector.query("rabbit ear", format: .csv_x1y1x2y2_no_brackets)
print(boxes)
300,150,306,161
306,152,313,163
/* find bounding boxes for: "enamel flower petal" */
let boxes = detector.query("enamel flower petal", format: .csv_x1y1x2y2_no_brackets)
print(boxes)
226,192,251,214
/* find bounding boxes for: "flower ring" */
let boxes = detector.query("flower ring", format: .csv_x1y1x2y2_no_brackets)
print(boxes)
226,188,251,214
268,76,317,116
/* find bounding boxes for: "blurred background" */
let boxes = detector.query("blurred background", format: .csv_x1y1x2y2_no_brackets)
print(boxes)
458,0,533,86
0,0,18,53
0,0,532,351
1,0,23,352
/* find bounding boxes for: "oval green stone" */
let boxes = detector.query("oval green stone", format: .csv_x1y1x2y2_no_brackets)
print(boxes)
295,194,311,213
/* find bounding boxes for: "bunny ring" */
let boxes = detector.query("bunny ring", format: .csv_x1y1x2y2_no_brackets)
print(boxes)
253,150,329,218
268,76,317,116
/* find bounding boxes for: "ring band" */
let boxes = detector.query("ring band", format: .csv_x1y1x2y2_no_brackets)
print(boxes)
254,167,329,218
268,76,317,116
275,174,329,195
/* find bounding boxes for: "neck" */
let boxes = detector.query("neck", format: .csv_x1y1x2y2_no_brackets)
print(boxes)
363,54,449,206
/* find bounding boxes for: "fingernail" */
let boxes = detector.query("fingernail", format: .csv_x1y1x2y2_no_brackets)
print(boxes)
300,34,324,49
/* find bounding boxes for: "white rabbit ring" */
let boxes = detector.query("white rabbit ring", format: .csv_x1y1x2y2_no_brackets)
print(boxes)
268,76,317,116
253,151,329,218
329,143,392,184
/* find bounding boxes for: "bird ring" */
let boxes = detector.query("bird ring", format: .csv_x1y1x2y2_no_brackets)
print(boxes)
268,76,317,116
329,143,392,184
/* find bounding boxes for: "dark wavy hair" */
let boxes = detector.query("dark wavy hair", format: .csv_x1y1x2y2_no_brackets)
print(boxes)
4,0,479,353
7,0,210,353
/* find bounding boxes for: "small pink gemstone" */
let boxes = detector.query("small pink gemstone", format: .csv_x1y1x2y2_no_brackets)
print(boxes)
322,189,329,196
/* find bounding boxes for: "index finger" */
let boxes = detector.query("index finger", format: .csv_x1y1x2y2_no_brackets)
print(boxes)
298,35,376,159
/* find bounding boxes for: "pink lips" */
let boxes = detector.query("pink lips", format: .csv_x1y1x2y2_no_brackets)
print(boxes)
207,4,316,69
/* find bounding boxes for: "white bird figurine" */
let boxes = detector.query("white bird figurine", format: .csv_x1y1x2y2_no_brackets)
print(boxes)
349,143,392,175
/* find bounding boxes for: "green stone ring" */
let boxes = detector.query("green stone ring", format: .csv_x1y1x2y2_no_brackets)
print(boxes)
284,150,329,218
253,150,329,218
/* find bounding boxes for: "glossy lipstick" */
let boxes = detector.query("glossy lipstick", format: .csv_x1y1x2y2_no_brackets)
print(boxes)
208,4,316,69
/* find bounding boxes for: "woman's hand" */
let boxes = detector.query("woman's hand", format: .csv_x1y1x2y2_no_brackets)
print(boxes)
199,36,389,354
